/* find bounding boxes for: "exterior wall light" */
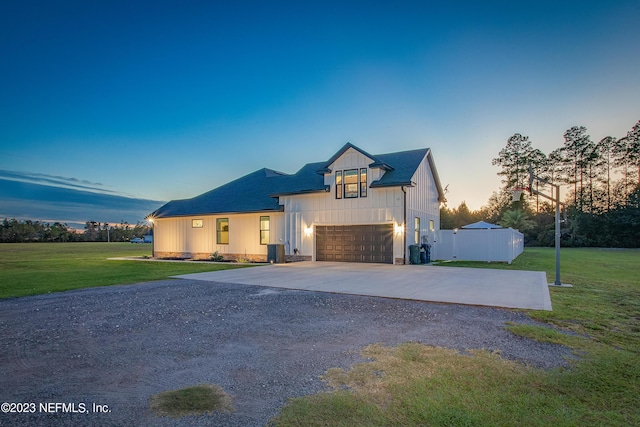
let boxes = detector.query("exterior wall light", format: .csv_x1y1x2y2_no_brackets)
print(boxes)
394,223,404,235
304,226,313,236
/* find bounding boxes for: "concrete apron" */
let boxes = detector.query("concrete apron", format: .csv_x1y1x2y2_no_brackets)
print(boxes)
174,262,552,311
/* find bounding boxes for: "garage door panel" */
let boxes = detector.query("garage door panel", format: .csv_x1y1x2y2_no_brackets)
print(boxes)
316,224,393,264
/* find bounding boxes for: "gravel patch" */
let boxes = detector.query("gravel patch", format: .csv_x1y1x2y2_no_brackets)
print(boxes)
0,279,574,426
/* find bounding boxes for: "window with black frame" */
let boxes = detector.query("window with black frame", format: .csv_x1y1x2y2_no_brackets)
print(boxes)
335,168,368,199
344,169,358,198
360,168,367,197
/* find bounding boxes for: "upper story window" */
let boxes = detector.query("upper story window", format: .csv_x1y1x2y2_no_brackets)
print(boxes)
335,168,368,199
344,169,358,198
360,168,367,197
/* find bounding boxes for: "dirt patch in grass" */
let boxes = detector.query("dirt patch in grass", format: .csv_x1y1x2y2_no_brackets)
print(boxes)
150,384,235,418
272,343,581,426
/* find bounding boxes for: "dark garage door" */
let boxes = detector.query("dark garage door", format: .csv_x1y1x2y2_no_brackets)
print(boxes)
316,224,393,264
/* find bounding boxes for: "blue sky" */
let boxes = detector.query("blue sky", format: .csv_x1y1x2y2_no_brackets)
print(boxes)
1,0,639,224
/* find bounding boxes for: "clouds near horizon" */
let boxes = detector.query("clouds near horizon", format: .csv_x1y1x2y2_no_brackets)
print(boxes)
0,176,164,228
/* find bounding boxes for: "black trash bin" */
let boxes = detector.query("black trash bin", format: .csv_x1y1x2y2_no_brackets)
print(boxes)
409,244,420,264
267,244,285,263
420,243,431,264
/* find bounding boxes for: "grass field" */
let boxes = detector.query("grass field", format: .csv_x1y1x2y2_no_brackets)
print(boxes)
270,248,640,426
2,244,639,425
0,242,247,299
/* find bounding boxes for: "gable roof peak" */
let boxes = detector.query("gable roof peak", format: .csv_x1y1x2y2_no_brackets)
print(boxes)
317,142,394,174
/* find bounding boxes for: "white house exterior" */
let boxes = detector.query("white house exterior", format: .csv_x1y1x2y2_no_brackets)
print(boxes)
149,143,445,264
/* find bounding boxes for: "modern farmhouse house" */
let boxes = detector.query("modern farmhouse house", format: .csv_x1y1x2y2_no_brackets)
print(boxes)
149,143,445,264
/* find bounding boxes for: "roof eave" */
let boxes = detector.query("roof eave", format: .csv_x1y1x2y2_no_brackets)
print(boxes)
369,180,415,188
368,161,395,171
150,206,285,219
270,186,330,197
425,149,446,202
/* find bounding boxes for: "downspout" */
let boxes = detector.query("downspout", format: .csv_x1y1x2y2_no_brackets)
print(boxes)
401,186,407,264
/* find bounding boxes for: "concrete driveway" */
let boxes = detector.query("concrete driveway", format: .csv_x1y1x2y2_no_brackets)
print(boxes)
175,262,552,311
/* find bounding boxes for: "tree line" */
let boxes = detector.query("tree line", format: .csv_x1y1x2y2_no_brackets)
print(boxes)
0,219,151,243
442,119,640,247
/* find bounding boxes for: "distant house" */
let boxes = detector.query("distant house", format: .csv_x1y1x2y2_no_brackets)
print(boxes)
149,143,445,264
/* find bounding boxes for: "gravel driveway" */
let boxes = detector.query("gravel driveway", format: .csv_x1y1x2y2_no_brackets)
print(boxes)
0,278,573,426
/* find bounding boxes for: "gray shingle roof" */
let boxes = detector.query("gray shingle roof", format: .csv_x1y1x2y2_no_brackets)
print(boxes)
269,162,329,196
369,148,428,187
150,168,287,218
150,144,442,218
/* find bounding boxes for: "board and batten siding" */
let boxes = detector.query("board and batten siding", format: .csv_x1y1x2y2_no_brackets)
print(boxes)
405,150,441,247
153,212,284,260
280,147,406,261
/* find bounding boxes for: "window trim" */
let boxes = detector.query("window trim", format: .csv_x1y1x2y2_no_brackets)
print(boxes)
359,168,367,197
414,217,420,245
343,168,359,199
259,216,270,245
216,218,229,245
335,168,369,199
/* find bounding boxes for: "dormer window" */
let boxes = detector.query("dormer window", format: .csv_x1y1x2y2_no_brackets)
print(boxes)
335,168,368,199
359,168,367,197
344,169,358,198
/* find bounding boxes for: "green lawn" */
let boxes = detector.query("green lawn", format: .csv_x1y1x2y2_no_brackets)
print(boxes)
440,248,640,351
2,244,639,425
0,242,247,299
271,248,640,426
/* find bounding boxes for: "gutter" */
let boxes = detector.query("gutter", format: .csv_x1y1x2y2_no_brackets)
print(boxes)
268,186,330,197
151,207,285,219
401,185,407,264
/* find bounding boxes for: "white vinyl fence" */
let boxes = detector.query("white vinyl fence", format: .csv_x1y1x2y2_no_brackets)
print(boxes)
434,228,524,264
